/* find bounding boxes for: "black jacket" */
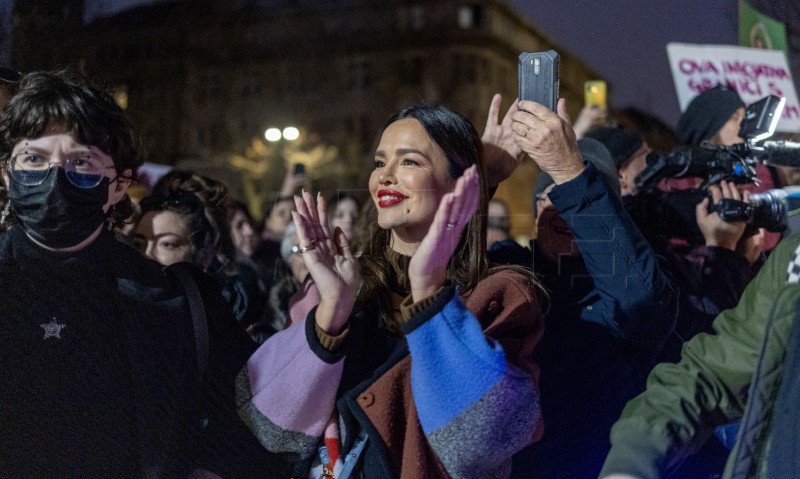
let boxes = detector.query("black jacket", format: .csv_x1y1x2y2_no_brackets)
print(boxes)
0,227,284,478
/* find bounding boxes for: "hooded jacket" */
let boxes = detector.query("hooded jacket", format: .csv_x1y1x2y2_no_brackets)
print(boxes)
601,232,800,479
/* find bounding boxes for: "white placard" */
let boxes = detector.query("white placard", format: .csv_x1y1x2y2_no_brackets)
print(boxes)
667,42,799,132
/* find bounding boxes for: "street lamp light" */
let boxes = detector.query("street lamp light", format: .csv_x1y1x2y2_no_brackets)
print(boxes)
283,126,300,141
264,128,282,142
264,126,301,142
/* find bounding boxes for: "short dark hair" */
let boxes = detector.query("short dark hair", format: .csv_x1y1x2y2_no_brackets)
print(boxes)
139,192,218,270
0,69,143,225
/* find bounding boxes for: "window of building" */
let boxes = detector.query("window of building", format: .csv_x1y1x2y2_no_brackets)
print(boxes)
345,59,372,90
399,5,427,31
410,6,426,30
400,56,425,86
457,5,483,29
451,53,477,84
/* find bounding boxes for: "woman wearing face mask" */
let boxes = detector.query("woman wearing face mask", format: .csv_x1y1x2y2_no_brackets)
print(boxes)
237,104,544,478
0,70,283,478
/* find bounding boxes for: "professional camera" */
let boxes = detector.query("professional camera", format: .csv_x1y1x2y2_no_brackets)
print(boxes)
628,94,800,244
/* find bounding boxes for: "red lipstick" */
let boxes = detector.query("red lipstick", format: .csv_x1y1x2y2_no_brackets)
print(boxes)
377,189,408,208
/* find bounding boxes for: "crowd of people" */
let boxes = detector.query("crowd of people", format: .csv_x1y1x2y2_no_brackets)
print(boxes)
1,65,799,479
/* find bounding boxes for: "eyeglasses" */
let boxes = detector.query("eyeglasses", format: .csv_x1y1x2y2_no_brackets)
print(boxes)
9,152,116,189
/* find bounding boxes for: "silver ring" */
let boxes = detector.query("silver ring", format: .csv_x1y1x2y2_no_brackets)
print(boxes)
523,126,530,137
446,222,455,230
297,244,316,254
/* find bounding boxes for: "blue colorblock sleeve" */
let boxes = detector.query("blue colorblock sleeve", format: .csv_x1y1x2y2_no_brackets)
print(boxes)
402,285,540,478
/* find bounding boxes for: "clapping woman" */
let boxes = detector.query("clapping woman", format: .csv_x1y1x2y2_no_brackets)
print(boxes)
237,104,544,478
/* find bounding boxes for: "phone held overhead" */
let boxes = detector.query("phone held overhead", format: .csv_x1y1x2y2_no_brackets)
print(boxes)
518,50,559,111
585,80,607,108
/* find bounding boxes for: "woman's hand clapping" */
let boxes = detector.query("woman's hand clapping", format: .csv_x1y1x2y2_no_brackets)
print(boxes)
293,191,360,334
408,165,480,303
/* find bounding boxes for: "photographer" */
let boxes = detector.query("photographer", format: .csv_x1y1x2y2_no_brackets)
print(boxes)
677,85,782,251
589,125,763,333
604,98,778,476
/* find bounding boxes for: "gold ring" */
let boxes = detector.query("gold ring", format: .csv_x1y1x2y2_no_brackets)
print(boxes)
298,243,317,253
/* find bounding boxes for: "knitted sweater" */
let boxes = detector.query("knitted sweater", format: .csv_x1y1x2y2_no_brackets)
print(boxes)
237,268,543,478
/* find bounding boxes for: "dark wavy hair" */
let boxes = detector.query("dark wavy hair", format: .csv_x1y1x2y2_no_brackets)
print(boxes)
358,104,489,316
0,69,142,227
150,169,237,275
138,192,220,271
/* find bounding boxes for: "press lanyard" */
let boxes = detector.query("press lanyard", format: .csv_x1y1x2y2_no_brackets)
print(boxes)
318,432,368,479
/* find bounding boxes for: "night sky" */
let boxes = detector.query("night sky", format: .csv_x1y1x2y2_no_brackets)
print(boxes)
506,0,740,127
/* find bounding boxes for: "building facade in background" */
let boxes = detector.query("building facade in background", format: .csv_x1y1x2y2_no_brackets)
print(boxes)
11,0,598,224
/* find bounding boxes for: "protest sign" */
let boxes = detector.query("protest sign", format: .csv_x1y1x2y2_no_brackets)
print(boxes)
667,42,800,132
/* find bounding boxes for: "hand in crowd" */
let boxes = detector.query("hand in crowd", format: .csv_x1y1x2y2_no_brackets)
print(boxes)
572,103,607,139
511,98,584,184
696,180,751,252
292,191,359,335
740,227,765,264
407,165,480,303
279,165,307,197
482,93,524,187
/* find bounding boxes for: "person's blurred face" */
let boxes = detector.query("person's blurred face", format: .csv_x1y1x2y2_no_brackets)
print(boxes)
265,199,294,237
488,199,509,220
486,199,510,246
713,107,746,145
331,197,359,240
618,144,650,196
133,210,194,266
369,118,456,246
230,209,257,257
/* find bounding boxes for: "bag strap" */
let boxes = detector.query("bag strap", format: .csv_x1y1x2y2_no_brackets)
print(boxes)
169,264,209,379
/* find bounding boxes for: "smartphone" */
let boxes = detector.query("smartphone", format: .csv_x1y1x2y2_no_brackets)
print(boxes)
518,50,559,111
585,80,607,108
293,163,305,175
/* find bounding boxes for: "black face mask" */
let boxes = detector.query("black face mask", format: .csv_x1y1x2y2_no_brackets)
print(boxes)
7,167,110,249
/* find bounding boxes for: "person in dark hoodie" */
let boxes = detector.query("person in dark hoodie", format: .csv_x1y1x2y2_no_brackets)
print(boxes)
0,70,283,478
677,85,782,252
